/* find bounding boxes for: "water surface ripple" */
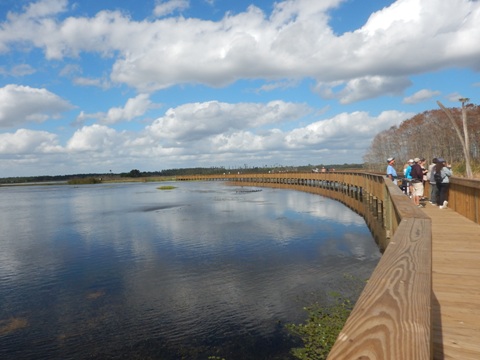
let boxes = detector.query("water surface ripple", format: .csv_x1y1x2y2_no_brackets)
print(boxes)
0,181,381,359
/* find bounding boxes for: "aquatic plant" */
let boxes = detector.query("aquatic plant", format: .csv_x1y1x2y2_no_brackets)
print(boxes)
286,274,366,360
157,185,176,190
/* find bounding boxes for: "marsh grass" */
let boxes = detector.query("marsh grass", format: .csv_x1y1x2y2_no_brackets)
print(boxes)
157,185,176,190
67,177,102,185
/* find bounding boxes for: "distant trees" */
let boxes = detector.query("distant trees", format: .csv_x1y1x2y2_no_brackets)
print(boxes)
363,103,480,175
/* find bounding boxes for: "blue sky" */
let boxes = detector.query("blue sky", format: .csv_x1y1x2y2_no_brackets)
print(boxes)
0,0,479,177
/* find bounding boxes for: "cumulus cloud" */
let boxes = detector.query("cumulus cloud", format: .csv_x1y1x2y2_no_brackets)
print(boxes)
153,0,189,17
285,110,413,150
0,103,413,175
73,94,158,126
146,100,311,142
0,129,61,154
315,76,412,104
66,124,122,151
0,84,73,127
403,89,441,104
0,0,478,176
0,0,478,92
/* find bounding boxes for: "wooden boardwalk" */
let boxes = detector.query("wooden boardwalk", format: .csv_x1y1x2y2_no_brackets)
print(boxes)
422,202,480,360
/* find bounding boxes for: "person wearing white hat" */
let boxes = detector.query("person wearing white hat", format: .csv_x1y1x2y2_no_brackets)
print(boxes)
386,157,398,185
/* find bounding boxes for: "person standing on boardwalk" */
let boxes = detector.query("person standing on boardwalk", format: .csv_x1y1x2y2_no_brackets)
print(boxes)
433,158,452,209
386,157,398,185
410,157,425,207
427,158,438,205
403,159,414,196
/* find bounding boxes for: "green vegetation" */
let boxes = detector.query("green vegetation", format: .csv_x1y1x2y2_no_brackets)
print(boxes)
67,177,102,185
157,185,176,190
286,293,352,360
0,163,364,185
286,274,366,360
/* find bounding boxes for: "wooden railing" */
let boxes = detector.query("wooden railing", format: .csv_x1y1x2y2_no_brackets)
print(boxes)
448,177,480,224
176,172,432,359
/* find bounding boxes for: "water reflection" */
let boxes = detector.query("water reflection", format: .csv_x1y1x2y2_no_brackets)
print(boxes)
0,182,380,359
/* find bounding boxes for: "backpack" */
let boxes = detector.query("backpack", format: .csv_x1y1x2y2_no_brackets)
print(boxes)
434,171,443,183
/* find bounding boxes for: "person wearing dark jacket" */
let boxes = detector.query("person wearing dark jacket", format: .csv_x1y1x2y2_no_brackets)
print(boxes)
410,157,425,207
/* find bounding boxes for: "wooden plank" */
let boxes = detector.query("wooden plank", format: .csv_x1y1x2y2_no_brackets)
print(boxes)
423,201,480,360
327,218,432,360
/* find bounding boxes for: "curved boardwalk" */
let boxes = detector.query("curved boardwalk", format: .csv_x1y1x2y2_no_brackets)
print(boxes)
422,202,480,360
177,173,480,358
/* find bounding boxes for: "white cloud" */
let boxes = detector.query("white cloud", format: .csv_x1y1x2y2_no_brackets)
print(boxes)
0,84,73,127
0,129,61,154
66,124,122,151
146,100,311,142
1,0,479,93
11,64,36,76
0,0,478,176
73,76,111,89
403,89,441,104
446,92,466,103
315,76,412,104
102,94,157,124
74,94,158,125
286,110,413,150
153,0,189,17
0,103,414,175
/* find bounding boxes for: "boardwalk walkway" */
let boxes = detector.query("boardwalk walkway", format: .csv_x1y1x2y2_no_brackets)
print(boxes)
421,202,480,360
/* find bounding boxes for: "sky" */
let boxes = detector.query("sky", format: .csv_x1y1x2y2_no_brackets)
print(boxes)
0,0,479,177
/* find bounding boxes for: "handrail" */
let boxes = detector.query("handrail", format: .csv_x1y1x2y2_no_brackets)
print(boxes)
448,177,480,224
176,172,432,359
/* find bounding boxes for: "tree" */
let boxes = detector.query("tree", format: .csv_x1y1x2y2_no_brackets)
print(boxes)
437,100,473,178
129,169,142,177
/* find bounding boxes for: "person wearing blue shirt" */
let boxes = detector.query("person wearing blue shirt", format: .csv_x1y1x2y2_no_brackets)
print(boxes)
386,157,398,185
403,159,414,195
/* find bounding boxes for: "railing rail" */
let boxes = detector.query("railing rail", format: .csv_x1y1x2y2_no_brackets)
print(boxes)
448,177,480,224
176,171,433,359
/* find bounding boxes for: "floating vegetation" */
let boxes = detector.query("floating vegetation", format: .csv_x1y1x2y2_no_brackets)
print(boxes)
0,317,28,335
157,185,176,190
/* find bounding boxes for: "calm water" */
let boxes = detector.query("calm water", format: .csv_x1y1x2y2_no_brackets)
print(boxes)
0,181,381,359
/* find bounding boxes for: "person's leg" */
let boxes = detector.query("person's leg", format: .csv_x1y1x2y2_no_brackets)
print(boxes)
430,183,437,205
439,183,450,208
413,183,422,206
429,182,437,204
418,183,425,206
436,183,443,206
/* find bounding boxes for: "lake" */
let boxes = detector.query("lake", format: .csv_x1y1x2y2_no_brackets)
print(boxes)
0,181,381,359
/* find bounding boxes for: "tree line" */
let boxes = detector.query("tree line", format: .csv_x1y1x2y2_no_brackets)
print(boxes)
363,103,480,175
0,163,363,184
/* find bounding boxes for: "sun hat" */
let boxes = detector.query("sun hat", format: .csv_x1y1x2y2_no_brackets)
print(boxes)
408,159,414,163
437,157,446,163
414,157,421,163
387,157,395,162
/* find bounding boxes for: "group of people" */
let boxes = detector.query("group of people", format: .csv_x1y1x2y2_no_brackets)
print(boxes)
386,157,452,209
